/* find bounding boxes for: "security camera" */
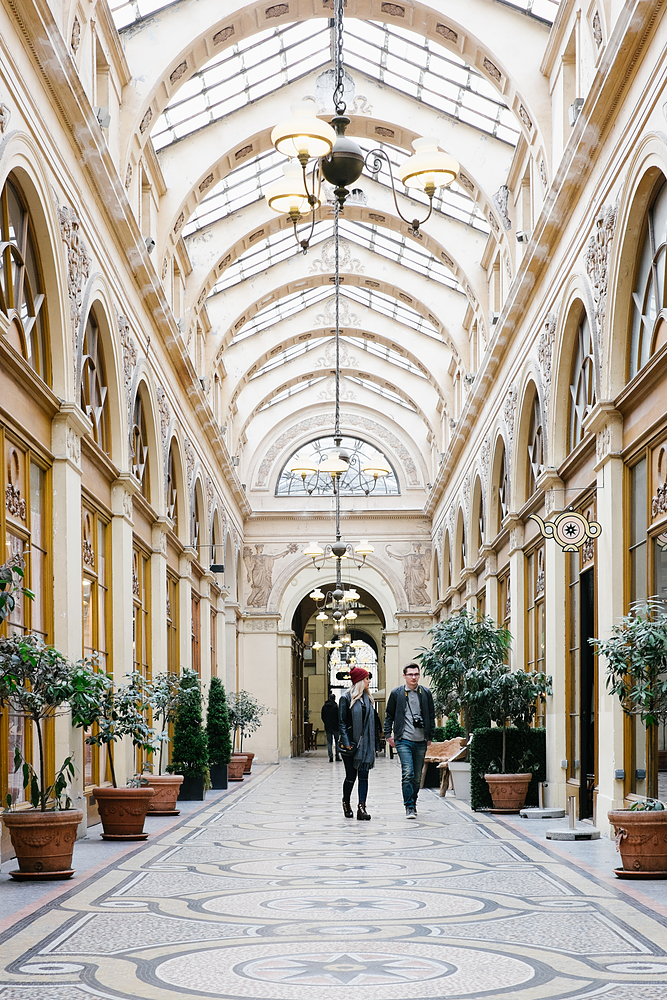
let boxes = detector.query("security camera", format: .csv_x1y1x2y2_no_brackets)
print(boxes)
568,97,584,126
463,372,476,385
145,237,156,254
516,231,530,243
93,106,111,129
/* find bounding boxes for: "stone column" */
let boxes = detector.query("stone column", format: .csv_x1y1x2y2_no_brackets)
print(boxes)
239,616,281,762
225,601,240,693
481,545,498,622
151,517,170,677
505,515,525,671
588,404,625,830
277,629,293,758
179,547,196,674
461,568,477,613
51,405,90,829
199,570,215,687
537,470,567,809
383,628,400,695
396,615,433,671
110,474,139,787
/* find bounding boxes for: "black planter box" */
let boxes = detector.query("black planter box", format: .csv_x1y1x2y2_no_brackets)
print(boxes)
209,764,228,790
177,774,206,800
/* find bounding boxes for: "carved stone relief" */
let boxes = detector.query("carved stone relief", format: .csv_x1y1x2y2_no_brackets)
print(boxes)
59,206,91,364
0,102,11,133
309,238,363,275
503,384,518,445
316,340,357,368
537,313,557,419
117,313,137,410
71,16,81,53
156,386,171,455
492,185,511,230
386,543,431,607
585,201,618,358
480,436,490,487
314,296,360,328
244,543,298,608
316,376,357,402
399,617,432,631
184,437,196,493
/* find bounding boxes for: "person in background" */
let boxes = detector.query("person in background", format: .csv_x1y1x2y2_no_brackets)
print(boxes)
321,693,341,762
338,667,378,820
384,663,435,819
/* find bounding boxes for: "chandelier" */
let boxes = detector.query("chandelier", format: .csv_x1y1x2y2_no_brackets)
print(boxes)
265,0,459,249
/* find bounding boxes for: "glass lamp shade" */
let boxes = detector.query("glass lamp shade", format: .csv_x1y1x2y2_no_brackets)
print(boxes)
397,137,458,193
345,610,357,620
346,588,360,601
271,102,336,159
351,639,364,648
304,541,324,558
312,641,322,650
362,453,391,478
354,539,374,557
324,640,335,649
309,588,325,601
266,160,317,217
317,450,350,475
316,611,328,621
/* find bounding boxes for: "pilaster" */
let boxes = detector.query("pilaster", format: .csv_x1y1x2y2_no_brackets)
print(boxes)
225,600,240,693
395,614,433,672
179,547,196,674
277,629,293,758
239,615,281,762
505,515,525,671
151,517,170,683
199,570,215,687
481,545,498,621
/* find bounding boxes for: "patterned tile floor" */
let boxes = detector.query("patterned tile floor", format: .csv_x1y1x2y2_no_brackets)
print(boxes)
1,754,667,999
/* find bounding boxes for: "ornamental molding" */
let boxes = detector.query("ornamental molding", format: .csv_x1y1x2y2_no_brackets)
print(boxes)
117,312,137,412
184,437,196,493
243,617,281,632
492,185,511,230
59,205,91,366
316,375,357,402
397,616,432,630
308,238,364,275
537,312,557,420
314,295,360,327
156,386,171,456
316,340,357,368
0,102,11,133
503,383,518,445
480,435,490,487
585,201,618,357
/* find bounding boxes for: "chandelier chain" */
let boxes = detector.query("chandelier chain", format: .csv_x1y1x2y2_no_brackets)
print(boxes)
333,0,346,115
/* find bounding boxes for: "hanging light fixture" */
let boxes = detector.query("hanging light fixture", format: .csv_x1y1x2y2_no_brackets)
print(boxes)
267,1,459,246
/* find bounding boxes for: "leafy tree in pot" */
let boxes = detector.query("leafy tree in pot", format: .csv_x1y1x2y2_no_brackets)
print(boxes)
150,671,180,774
591,599,667,800
481,667,552,773
70,667,164,788
417,609,512,739
207,677,232,767
166,669,209,778
0,634,77,810
228,690,268,752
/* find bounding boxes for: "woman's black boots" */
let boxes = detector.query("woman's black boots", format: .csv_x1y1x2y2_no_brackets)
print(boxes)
357,803,371,821
342,799,353,818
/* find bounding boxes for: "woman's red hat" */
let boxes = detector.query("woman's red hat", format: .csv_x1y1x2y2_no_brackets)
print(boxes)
350,666,370,685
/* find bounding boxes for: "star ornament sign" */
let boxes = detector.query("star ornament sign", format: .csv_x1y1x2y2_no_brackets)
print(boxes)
530,511,602,552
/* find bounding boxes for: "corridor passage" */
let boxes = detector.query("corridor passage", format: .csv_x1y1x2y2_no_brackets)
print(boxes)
1,756,666,1000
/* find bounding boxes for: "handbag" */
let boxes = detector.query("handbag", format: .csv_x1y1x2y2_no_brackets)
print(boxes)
339,741,357,757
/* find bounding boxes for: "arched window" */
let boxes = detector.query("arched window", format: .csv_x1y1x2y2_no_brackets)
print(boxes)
527,395,544,498
80,310,110,454
192,489,201,550
569,314,596,453
498,445,510,522
131,391,150,500
0,177,49,382
276,436,400,496
630,181,667,378
166,443,178,528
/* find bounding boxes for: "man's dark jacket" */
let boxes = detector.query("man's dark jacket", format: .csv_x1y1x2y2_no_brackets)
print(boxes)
321,699,339,733
384,684,435,741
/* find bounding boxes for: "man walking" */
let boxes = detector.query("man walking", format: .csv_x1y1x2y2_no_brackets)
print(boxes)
321,693,341,762
384,664,435,818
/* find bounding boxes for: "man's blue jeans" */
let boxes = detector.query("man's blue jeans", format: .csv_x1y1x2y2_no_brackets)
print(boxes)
395,739,428,809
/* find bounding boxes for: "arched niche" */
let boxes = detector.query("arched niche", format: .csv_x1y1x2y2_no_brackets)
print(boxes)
490,433,509,537
0,141,70,397
442,531,452,593
79,287,126,469
166,435,186,540
453,508,467,584
130,379,160,507
211,507,224,570
513,380,543,509
550,289,595,469
606,138,667,398
192,476,206,554
470,475,485,564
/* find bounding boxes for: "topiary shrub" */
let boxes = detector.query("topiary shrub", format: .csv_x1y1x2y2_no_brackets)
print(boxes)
470,727,546,811
442,715,465,740
207,677,232,767
166,669,209,778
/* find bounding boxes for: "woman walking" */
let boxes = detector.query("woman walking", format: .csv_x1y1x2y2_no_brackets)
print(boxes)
339,666,378,820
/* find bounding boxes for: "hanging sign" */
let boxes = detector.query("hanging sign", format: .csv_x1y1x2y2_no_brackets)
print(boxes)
530,511,602,552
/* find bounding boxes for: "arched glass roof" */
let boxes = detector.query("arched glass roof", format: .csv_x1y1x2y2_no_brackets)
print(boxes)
276,436,400,496
249,336,429,381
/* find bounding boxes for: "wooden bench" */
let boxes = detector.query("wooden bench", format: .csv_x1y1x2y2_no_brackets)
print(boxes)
419,737,467,796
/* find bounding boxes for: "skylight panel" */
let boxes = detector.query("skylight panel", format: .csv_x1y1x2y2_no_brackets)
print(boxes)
251,337,330,378
346,376,416,411
258,377,327,411
232,287,332,343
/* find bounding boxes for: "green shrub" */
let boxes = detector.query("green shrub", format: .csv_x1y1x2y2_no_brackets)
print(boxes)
432,716,465,743
470,727,546,811
166,669,208,777
207,677,232,766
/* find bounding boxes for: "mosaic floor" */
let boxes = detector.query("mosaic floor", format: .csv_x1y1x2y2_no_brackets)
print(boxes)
1,755,667,1000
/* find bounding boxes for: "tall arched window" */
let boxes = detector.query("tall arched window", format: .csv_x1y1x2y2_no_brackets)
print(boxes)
498,445,510,522
131,392,150,501
166,443,178,528
276,436,399,496
192,487,202,551
80,310,110,454
630,180,667,378
527,395,544,498
0,177,49,382
569,314,596,453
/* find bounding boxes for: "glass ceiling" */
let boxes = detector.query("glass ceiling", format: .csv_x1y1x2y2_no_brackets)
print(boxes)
151,17,522,154
230,285,442,345
256,374,416,413
250,335,429,381
276,436,400,496
212,219,462,297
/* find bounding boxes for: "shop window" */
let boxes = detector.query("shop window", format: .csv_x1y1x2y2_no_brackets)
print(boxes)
630,181,667,379
80,310,110,454
1,431,49,804
498,569,511,631
131,392,150,501
569,314,596,452
527,395,544,498
82,506,109,786
132,548,151,771
167,574,179,676
0,177,50,383
210,607,217,677
526,544,546,722
191,592,200,675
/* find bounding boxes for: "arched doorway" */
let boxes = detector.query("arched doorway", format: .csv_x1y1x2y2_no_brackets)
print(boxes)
289,584,386,757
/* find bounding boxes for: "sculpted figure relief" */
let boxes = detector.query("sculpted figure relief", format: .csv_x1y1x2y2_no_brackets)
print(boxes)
244,543,298,607
386,542,431,607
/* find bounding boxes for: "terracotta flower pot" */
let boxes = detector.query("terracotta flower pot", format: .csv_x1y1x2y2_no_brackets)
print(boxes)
484,772,532,813
3,808,83,880
145,775,183,815
241,752,254,774
92,786,154,840
228,757,246,781
608,809,667,876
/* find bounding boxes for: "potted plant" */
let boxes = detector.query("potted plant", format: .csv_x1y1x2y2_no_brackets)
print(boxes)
207,677,232,788
418,609,511,802
592,599,667,876
70,668,161,840
480,666,552,812
0,633,83,879
166,669,209,799
145,671,182,814
228,689,268,773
